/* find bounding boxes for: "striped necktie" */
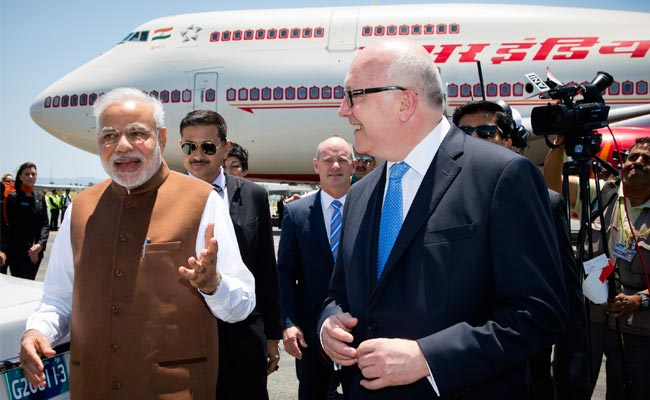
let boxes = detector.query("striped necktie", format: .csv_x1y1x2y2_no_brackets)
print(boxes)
377,162,409,280
330,200,342,262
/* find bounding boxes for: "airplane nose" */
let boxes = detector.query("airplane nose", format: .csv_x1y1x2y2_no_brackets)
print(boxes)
30,96,45,131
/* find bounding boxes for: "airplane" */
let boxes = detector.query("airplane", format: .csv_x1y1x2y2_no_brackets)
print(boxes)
29,4,650,182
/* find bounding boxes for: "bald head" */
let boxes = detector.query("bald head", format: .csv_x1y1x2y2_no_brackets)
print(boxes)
339,40,445,161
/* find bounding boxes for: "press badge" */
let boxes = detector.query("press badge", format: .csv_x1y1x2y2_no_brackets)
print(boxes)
613,242,637,263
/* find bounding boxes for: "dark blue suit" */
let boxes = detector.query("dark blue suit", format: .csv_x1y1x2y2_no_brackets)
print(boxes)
320,127,568,399
278,190,337,400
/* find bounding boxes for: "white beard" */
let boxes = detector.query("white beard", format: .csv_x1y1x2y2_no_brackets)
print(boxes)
102,141,162,190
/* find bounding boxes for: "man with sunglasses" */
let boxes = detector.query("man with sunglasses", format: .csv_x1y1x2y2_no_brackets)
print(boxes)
545,136,650,400
352,152,376,183
454,100,590,400
19,88,255,398
319,40,567,399
179,109,282,400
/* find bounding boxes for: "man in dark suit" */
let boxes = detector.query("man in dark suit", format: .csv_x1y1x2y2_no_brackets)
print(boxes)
278,136,356,400
453,100,590,400
319,39,568,399
180,110,282,400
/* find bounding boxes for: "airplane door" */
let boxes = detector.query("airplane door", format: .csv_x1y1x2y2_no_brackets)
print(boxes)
327,9,358,52
194,72,218,110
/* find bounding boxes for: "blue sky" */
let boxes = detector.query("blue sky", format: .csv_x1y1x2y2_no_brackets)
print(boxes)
1,0,648,182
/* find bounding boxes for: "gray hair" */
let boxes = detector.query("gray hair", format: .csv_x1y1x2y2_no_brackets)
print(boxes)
387,49,445,110
93,87,165,132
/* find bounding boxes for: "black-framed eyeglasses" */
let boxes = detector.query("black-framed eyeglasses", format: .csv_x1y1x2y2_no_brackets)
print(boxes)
181,141,222,156
355,156,374,164
458,125,502,139
344,86,406,107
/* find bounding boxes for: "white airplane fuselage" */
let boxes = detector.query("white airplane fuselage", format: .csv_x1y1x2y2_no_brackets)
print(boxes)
30,4,650,181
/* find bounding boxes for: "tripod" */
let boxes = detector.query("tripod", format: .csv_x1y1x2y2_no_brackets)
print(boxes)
561,134,634,400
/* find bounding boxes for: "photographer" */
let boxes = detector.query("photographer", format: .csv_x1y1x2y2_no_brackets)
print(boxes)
544,136,650,400
454,101,589,400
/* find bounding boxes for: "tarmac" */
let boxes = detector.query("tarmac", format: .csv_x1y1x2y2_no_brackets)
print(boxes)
36,227,607,400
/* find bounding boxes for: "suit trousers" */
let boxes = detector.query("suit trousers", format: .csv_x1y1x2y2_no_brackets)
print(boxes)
590,320,650,400
217,315,269,400
295,339,333,400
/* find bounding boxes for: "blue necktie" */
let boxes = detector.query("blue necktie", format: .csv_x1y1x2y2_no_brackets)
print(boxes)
377,162,409,280
330,200,342,262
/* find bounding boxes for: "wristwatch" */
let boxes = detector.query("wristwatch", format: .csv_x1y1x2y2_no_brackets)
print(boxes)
639,292,650,311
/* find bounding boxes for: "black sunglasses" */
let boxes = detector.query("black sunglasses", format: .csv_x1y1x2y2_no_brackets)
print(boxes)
344,86,406,107
355,156,374,164
458,125,502,139
181,141,222,156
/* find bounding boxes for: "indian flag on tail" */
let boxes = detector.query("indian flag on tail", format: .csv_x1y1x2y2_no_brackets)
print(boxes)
152,27,173,41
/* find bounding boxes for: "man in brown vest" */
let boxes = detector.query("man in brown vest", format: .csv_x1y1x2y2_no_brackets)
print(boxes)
19,87,256,399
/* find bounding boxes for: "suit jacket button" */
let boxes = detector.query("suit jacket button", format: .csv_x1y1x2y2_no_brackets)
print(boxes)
112,381,122,390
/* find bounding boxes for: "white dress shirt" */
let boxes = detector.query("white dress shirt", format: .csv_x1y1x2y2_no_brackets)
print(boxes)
27,190,256,345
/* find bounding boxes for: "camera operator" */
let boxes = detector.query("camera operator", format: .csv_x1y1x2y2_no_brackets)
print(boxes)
453,101,589,400
544,136,650,400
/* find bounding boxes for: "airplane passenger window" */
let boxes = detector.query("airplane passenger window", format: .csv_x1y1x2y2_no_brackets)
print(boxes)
233,30,242,40
473,84,483,98
334,86,344,99
315,27,324,37
297,87,308,100
399,25,409,35
211,32,220,42
273,87,284,100
182,89,192,102
279,29,289,39
412,25,422,34
245,30,254,40
450,24,460,34
44,97,52,108
362,26,372,36
387,25,397,36
262,88,272,100
161,91,170,103
291,28,300,38
636,81,647,95
62,95,69,107
205,89,216,102
309,86,320,99
150,91,159,99
622,81,634,95
437,24,447,34
447,85,458,97
374,26,385,36
250,88,260,100
285,87,296,100
89,93,97,105
499,83,511,97
238,88,248,101
322,86,332,99
424,25,435,34
609,81,620,95
303,28,312,38
226,89,236,101
513,83,524,96
460,84,471,97
268,29,278,39
80,94,88,106
222,31,231,41
71,95,78,106
53,96,60,107
256,29,265,39
486,84,498,97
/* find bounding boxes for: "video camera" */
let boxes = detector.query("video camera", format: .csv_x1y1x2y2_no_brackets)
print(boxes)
528,71,614,158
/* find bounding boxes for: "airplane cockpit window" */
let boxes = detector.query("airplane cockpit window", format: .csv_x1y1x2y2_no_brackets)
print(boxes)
119,31,150,43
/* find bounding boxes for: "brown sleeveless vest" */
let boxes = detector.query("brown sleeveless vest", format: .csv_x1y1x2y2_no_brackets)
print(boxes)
69,162,218,399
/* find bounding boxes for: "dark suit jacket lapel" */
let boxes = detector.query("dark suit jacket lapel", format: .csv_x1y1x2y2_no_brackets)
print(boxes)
224,173,241,219
373,128,465,293
310,190,334,265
